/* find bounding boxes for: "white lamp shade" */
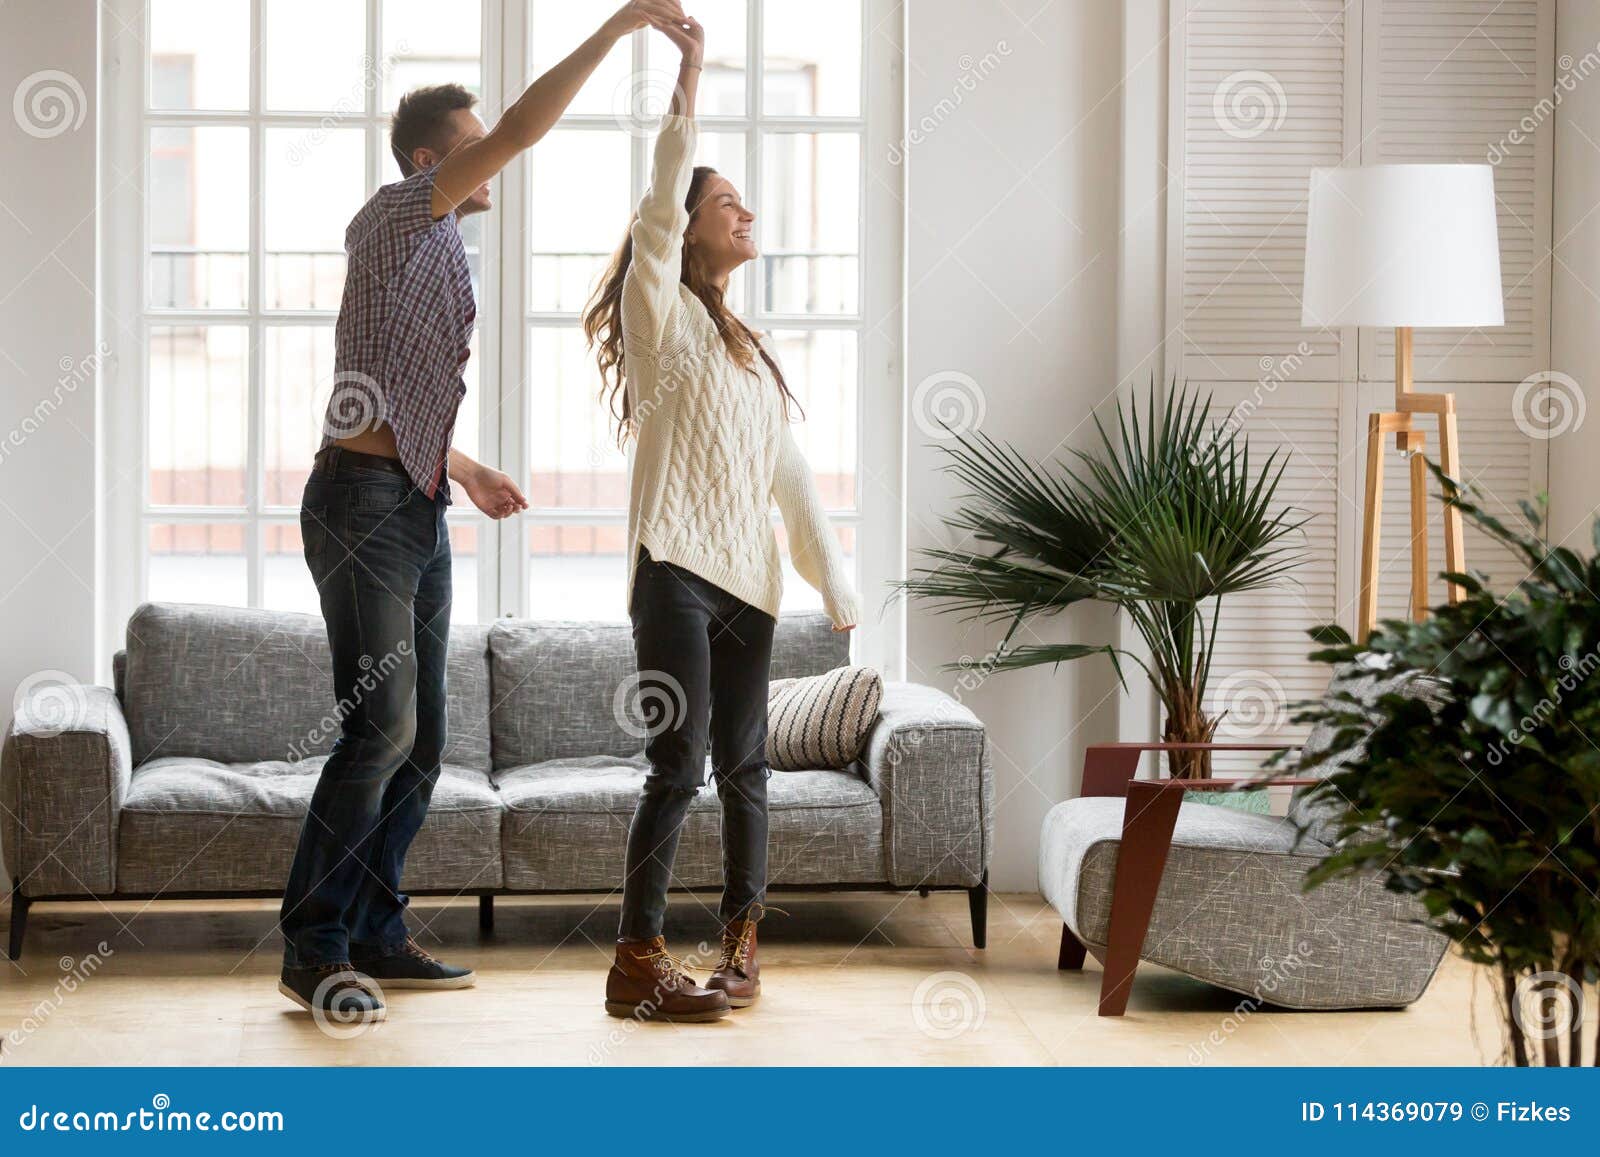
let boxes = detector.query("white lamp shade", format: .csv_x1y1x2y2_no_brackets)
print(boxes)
1301,164,1504,329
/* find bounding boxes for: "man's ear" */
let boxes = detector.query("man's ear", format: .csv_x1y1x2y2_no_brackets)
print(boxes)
412,148,438,172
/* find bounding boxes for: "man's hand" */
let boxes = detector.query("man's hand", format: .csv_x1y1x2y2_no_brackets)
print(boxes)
431,0,687,218
603,0,685,41
460,463,529,521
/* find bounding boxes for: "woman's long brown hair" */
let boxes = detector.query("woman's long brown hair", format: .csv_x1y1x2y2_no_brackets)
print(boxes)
583,165,800,442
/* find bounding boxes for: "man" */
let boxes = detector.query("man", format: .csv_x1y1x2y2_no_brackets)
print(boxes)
279,0,689,1022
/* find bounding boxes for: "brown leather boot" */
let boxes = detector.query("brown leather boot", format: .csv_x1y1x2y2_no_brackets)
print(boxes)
707,914,762,1008
605,937,730,1023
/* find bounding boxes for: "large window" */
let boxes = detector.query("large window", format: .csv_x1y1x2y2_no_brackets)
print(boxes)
106,0,901,663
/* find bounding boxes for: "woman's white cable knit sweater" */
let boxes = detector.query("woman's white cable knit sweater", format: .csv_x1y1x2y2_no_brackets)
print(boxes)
620,115,860,629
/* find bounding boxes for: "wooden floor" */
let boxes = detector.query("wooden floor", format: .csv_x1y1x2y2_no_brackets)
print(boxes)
0,891,1501,1065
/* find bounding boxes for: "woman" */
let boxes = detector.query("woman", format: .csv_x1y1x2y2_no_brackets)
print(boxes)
583,14,859,1023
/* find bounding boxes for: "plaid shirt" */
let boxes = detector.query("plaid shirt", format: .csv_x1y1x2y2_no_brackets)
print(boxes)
325,166,476,501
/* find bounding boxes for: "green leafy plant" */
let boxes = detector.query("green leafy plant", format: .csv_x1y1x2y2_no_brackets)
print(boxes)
1297,464,1599,1066
901,383,1306,777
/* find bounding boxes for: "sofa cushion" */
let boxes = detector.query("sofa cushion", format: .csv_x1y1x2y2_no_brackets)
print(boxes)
122,602,492,771
1038,797,1446,1009
767,666,883,770
487,613,849,768
1288,661,1450,846
116,756,502,894
496,755,883,890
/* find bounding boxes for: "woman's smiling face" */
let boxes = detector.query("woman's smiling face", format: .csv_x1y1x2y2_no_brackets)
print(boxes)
688,171,758,277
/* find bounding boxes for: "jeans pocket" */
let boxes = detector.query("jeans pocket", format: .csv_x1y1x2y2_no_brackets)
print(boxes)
300,505,331,562
354,483,410,513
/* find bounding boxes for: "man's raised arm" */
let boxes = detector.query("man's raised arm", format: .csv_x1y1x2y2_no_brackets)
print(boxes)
430,1,688,219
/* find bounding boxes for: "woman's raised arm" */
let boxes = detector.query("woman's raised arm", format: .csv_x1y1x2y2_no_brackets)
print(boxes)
622,17,705,352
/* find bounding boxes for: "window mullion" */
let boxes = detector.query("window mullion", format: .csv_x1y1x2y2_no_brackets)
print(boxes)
498,0,528,619
366,0,382,194
245,0,267,607
747,0,762,318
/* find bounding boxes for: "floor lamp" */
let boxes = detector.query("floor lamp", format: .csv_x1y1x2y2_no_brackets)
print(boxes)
1301,165,1505,642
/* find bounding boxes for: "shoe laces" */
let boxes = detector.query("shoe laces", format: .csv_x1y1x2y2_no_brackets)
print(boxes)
399,938,439,964
312,961,375,995
717,904,786,973
640,943,700,987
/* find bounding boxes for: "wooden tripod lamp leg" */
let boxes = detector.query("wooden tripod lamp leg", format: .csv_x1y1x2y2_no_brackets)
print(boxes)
1438,405,1466,602
1404,431,1429,622
1359,412,1385,643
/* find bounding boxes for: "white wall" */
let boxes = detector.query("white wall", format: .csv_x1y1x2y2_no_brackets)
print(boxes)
0,2,101,891
904,0,1127,890
1550,0,1600,541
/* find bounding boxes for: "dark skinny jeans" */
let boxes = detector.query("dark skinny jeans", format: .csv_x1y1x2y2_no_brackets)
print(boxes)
618,549,775,941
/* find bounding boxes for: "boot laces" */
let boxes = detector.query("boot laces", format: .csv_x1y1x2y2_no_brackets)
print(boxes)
717,904,786,973
641,944,700,987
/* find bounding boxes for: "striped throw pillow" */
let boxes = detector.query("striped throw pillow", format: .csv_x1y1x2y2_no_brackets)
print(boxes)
766,666,884,771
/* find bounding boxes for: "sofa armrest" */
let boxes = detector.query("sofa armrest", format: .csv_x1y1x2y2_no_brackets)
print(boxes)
858,683,990,888
2,682,131,896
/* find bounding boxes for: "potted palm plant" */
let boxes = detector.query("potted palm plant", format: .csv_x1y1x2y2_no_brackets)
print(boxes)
901,384,1306,778
1297,469,1599,1066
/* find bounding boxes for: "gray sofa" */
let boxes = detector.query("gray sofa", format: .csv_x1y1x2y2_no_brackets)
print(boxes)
3,602,992,959
1038,665,1449,1011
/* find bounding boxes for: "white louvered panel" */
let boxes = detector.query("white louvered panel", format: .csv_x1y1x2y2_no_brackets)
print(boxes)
1366,0,1552,382
1370,389,1548,622
1198,390,1341,776
1174,0,1353,383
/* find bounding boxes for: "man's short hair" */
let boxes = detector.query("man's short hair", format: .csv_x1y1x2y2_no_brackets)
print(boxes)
390,83,478,177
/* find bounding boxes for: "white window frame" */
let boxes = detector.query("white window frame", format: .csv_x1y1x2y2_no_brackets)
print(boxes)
100,0,904,677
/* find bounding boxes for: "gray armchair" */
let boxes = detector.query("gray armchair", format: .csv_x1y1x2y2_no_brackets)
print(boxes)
1038,667,1449,1014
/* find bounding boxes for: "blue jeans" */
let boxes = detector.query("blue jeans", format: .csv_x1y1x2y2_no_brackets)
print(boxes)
279,446,451,968
618,549,775,941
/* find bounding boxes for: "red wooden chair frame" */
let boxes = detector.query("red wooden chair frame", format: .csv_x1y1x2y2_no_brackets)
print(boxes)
1058,742,1317,1016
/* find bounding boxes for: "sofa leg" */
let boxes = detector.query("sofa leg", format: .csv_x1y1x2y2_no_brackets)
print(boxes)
917,886,930,898
1058,922,1086,970
968,872,988,949
478,895,494,933
7,889,29,961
